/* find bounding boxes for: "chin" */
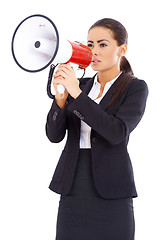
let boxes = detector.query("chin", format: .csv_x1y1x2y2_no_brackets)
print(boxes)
91,65,101,72
91,67,106,73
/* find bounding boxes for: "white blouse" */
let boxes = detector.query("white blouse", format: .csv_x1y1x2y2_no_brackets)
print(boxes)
80,72,122,148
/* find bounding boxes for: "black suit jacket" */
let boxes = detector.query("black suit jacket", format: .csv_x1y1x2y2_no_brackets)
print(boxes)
46,72,148,199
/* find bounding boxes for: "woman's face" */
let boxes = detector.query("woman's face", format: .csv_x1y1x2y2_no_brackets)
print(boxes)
87,27,125,73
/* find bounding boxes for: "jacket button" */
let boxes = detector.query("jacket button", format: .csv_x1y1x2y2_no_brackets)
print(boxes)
92,138,97,143
52,111,57,121
73,110,84,120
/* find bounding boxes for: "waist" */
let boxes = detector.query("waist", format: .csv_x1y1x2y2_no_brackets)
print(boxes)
75,149,92,179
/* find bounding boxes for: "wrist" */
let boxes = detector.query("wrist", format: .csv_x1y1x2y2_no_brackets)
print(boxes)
55,96,67,109
72,89,82,99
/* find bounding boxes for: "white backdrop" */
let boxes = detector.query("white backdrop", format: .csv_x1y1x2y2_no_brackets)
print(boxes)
1,0,159,239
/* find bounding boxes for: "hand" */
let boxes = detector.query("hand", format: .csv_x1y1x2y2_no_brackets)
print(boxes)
52,64,82,99
52,79,68,109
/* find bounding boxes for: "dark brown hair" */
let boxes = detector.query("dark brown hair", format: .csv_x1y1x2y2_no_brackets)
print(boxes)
89,18,135,106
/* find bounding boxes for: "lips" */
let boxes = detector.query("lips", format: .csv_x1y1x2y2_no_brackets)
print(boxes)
92,59,101,63
92,59,100,62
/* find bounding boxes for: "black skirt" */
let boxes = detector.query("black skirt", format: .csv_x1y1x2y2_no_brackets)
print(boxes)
56,149,135,240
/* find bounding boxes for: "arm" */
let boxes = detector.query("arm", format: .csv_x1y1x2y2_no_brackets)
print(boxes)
46,65,70,143
68,79,148,145
45,99,68,143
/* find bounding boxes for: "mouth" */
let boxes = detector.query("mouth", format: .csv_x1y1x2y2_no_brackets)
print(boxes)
92,59,101,65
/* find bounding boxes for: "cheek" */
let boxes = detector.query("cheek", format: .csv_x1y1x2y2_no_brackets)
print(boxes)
103,48,119,63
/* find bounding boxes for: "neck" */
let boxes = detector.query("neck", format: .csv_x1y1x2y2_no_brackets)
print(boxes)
97,66,121,88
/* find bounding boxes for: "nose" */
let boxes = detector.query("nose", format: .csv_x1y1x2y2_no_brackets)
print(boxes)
92,45,99,56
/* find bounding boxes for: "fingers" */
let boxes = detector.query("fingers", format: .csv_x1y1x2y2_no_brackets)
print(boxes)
57,64,74,71
52,64,79,98
52,77,64,86
52,64,74,83
54,70,67,79
54,64,74,78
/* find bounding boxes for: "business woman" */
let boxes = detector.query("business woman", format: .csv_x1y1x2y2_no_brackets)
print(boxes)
46,18,148,240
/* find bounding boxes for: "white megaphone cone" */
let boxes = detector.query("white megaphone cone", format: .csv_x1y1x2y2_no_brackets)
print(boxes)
11,14,92,97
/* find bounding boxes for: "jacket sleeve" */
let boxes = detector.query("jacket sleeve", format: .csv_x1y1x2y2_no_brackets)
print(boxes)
68,79,148,145
45,100,68,143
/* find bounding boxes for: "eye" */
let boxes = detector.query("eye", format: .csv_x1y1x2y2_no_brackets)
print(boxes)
87,43,94,48
100,43,107,47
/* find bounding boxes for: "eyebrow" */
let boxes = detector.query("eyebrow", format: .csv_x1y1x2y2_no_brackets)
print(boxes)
87,39,110,43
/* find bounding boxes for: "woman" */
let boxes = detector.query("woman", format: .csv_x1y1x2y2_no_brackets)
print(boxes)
46,18,148,240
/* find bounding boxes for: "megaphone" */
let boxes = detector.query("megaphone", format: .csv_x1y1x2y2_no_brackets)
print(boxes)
11,14,92,98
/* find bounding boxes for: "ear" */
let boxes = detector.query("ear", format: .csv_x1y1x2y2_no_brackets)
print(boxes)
119,44,127,56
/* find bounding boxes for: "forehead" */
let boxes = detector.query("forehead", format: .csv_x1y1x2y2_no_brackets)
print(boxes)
88,27,114,42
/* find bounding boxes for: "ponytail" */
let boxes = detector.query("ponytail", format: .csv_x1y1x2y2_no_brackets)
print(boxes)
109,56,135,107
120,56,134,75
109,71,135,108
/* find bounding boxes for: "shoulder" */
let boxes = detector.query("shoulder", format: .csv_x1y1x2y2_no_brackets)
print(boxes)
124,73,149,96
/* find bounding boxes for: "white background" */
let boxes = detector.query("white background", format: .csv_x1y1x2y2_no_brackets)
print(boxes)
1,0,159,239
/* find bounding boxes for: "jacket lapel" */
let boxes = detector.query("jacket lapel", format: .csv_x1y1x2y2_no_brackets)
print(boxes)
71,72,124,119
80,74,96,94
98,72,125,111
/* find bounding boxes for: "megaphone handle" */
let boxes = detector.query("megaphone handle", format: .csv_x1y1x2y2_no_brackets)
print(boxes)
47,64,57,99
47,64,66,98
57,84,65,94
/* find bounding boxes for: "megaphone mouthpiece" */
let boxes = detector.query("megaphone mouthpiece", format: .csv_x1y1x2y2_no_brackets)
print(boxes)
66,41,92,69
